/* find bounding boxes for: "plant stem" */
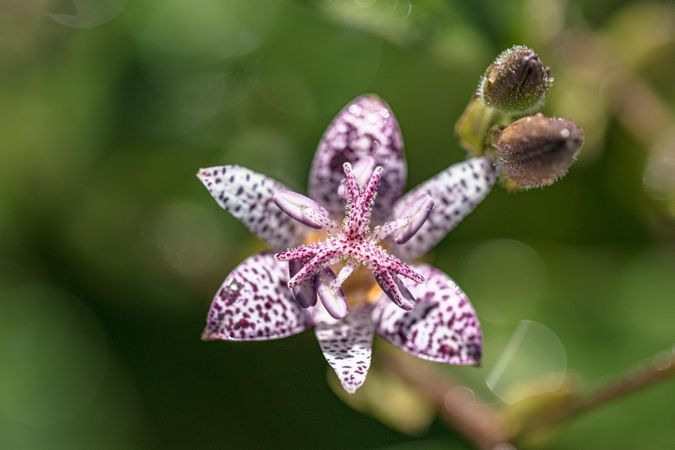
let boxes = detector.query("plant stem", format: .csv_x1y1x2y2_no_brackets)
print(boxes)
525,347,675,432
379,350,510,450
382,346,675,449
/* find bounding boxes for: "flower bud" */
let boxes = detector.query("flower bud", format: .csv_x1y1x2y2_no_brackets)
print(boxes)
480,46,553,113
492,114,583,189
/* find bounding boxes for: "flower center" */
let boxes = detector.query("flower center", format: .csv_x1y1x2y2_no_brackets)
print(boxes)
300,230,378,306
274,160,434,317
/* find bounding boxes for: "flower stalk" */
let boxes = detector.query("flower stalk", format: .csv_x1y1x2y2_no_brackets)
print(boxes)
379,349,509,450
383,345,675,449
455,95,509,156
517,346,675,437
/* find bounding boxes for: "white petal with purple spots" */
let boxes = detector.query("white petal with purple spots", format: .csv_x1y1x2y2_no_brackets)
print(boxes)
308,95,406,221
202,253,314,341
390,157,496,261
198,165,307,250
314,305,375,394
373,265,482,365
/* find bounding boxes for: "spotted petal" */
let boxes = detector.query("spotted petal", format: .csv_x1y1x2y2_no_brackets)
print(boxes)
202,253,314,341
390,157,496,261
308,95,406,221
314,305,375,394
373,265,482,365
198,165,307,250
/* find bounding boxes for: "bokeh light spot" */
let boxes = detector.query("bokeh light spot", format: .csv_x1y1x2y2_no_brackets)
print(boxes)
49,0,128,29
486,320,567,404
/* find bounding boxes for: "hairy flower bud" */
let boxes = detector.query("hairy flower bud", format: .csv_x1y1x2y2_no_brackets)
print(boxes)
480,46,553,113
492,114,583,189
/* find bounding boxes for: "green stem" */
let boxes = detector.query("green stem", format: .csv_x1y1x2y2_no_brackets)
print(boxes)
455,96,508,157
380,350,510,450
383,346,675,449
519,347,675,436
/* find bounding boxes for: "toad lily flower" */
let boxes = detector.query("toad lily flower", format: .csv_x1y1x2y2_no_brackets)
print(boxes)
198,95,496,393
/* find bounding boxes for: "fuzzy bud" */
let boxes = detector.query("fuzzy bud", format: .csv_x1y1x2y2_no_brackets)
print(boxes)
480,46,552,113
492,114,583,189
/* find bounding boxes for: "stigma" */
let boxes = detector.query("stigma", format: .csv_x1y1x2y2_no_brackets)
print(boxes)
273,159,434,318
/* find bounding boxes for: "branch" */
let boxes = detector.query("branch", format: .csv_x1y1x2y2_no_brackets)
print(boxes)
379,350,510,450
382,346,675,449
524,347,675,432
572,351,675,415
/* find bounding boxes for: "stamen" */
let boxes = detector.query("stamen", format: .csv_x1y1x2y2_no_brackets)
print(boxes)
288,260,318,307
371,216,412,242
317,269,348,319
393,192,435,244
273,190,334,230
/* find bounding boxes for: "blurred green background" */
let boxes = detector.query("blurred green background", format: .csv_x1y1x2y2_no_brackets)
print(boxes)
1,0,674,449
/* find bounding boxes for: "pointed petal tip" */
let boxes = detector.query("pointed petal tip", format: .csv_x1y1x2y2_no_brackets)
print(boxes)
196,165,230,181
346,95,395,123
340,380,364,395
351,93,387,108
315,306,375,398
356,93,381,100
201,329,216,341
197,165,307,250
196,168,211,185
